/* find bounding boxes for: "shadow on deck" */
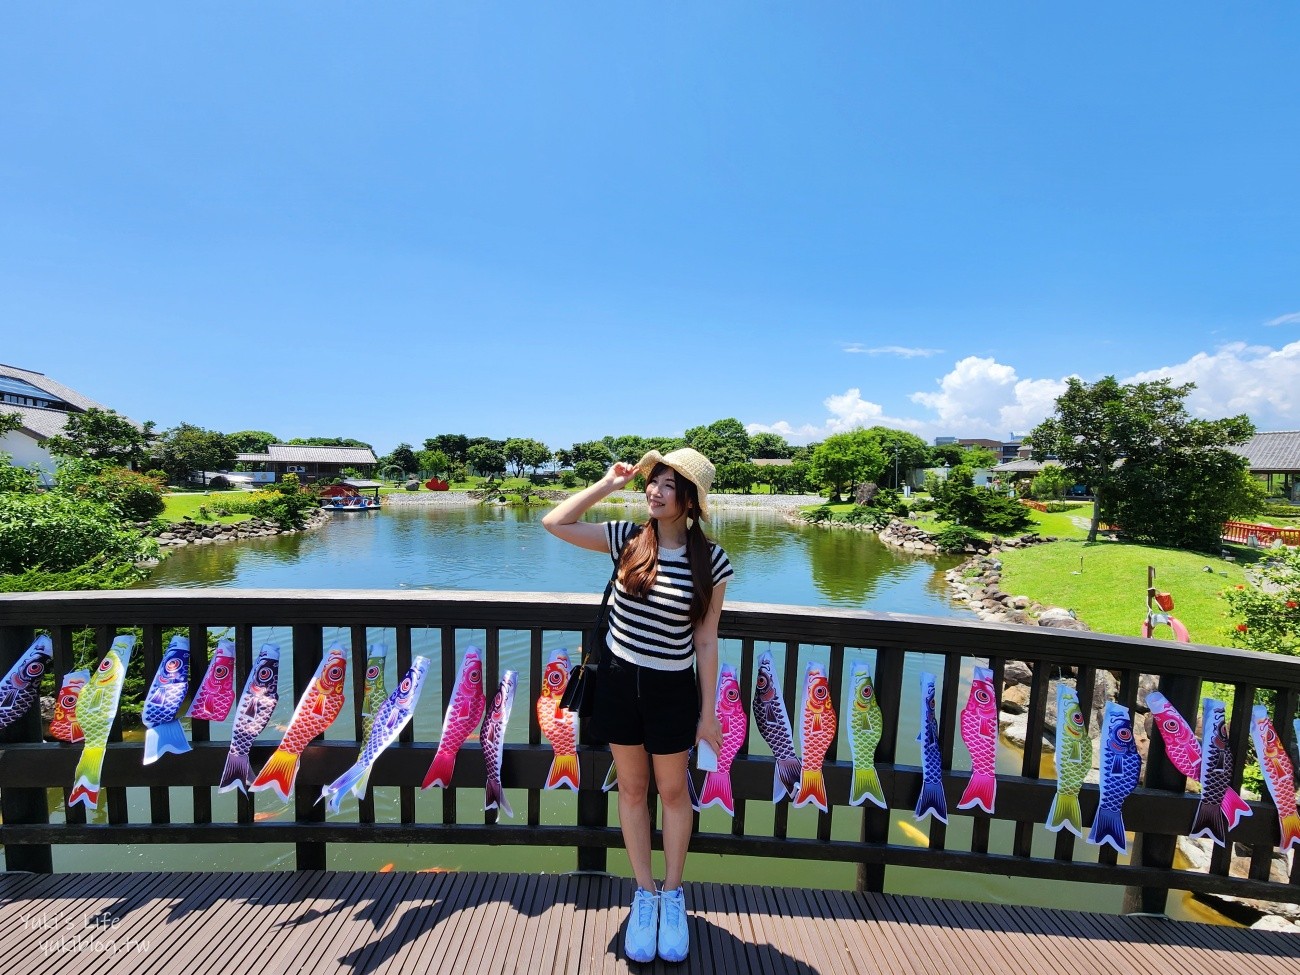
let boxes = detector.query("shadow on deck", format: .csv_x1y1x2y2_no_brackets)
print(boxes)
3,870,1300,975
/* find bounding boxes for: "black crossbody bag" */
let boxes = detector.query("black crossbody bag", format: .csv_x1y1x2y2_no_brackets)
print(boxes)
559,566,617,718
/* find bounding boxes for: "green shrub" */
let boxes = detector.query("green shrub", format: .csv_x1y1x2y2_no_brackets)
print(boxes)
0,492,152,573
558,470,579,489
805,505,834,524
931,525,980,553
844,505,891,529
912,497,935,512
57,458,165,520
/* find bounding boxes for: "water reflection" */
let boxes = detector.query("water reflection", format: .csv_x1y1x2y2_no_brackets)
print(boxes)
141,506,965,618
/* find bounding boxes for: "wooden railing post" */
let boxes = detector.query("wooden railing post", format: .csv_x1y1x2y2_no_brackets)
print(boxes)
0,626,52,873
1121,671,1200,915
293,624,327,870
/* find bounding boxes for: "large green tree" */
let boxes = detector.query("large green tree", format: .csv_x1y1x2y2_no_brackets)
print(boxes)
466,442,507,478
1028,376,1256,546
44,407,155,467
425,434,470,464
504,438,552,477
748,432,792,459
155,424,236,483
809,431,886,501
684,418,751,466
227,430,279,453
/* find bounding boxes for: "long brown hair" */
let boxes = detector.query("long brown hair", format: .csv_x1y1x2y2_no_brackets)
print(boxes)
618,463,715,624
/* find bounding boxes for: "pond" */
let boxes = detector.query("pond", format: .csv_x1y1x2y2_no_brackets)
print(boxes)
138,501,963,613
28,503,1225,921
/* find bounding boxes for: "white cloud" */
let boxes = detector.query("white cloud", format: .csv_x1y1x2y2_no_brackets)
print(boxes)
1123,340,1300,426
1265,312,1300,327
843,343,945,357
746,340,1300,447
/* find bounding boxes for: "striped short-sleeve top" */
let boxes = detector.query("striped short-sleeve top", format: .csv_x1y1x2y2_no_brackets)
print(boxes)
604,520,734,672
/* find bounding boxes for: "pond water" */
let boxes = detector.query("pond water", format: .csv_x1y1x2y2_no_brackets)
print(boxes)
23,504,1225,921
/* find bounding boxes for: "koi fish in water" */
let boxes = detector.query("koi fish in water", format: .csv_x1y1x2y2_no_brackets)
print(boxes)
1087,703,1141,854
69,635,135,809
848,663,885,809
1045,684,1091,838
914,672,947,825
321,657,429,813
482,670,517,820
249,647,348,802
1146,691,1251,830
536,650,578,791
957,667,998,814
698,664,748,816
753,652,800,802
186,638,236,721
793,662,836,812
142,635,191,764
218,645,281,794
1250,707,1300,852
422,647,486,790
50,669,90,743
0,634,53,732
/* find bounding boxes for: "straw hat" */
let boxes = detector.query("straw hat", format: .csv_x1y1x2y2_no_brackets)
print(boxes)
635,447,715,520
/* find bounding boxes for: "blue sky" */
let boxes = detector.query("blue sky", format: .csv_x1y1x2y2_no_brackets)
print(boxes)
3,4,1298,455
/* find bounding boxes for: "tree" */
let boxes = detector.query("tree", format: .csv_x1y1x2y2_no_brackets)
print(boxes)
504,438,552,477
467,442,507,479
570,440,614,467
605,435,650,464
716,462,759,494
44,407,155,467
748,432,792,460
286,436,373,449
226,430,279,453
1027,376,1255,545
155,424,236,484
425,434,469,464
858,427,929,489
573,459,605,485
0,412,21,437
684,418,751,466
416,449,450,478
809,431,886,502
1030,463,1072,500
383,443,419,477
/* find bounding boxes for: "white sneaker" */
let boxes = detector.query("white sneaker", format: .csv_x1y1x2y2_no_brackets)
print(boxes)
624,887,658,963
657,886,689,962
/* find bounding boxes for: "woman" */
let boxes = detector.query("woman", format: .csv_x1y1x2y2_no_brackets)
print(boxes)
542,447,731,964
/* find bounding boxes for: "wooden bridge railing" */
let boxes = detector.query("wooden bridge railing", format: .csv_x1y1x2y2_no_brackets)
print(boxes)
3,588,1300,916
1223,520,1300,547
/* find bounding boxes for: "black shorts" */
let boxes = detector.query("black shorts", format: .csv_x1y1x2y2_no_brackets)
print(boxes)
592,653,700,755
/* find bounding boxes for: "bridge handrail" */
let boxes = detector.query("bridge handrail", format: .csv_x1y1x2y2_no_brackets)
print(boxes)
3,588,1300,914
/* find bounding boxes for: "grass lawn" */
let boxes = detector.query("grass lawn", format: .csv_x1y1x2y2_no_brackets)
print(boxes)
161,491,257,525
997,539,1249,648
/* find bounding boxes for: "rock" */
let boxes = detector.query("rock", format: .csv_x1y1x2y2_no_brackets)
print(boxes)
1037,607,1077,623
1003,660,1034,686
1000,713,1052,752
1001,684,1031,714
1251,916,1299,932
1008,596,1031,610
1135,673,1160,711
1038,616,1091,631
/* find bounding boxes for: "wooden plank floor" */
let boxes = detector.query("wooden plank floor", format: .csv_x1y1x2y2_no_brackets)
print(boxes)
2,870,1299,975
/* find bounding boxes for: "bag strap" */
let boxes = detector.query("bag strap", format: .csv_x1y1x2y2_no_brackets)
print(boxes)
578,524,641,667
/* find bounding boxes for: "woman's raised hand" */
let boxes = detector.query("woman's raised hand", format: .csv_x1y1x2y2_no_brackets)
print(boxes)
606,461,638,490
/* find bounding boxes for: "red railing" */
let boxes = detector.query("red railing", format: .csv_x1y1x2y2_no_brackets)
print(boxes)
1223,521,1300,547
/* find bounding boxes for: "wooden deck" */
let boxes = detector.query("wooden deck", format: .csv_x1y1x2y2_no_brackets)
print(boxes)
2,871,1299,974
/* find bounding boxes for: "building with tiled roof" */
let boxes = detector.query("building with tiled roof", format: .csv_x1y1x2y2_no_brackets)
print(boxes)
1230,431,1300,502
0,363,144,483
235,444,378,483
